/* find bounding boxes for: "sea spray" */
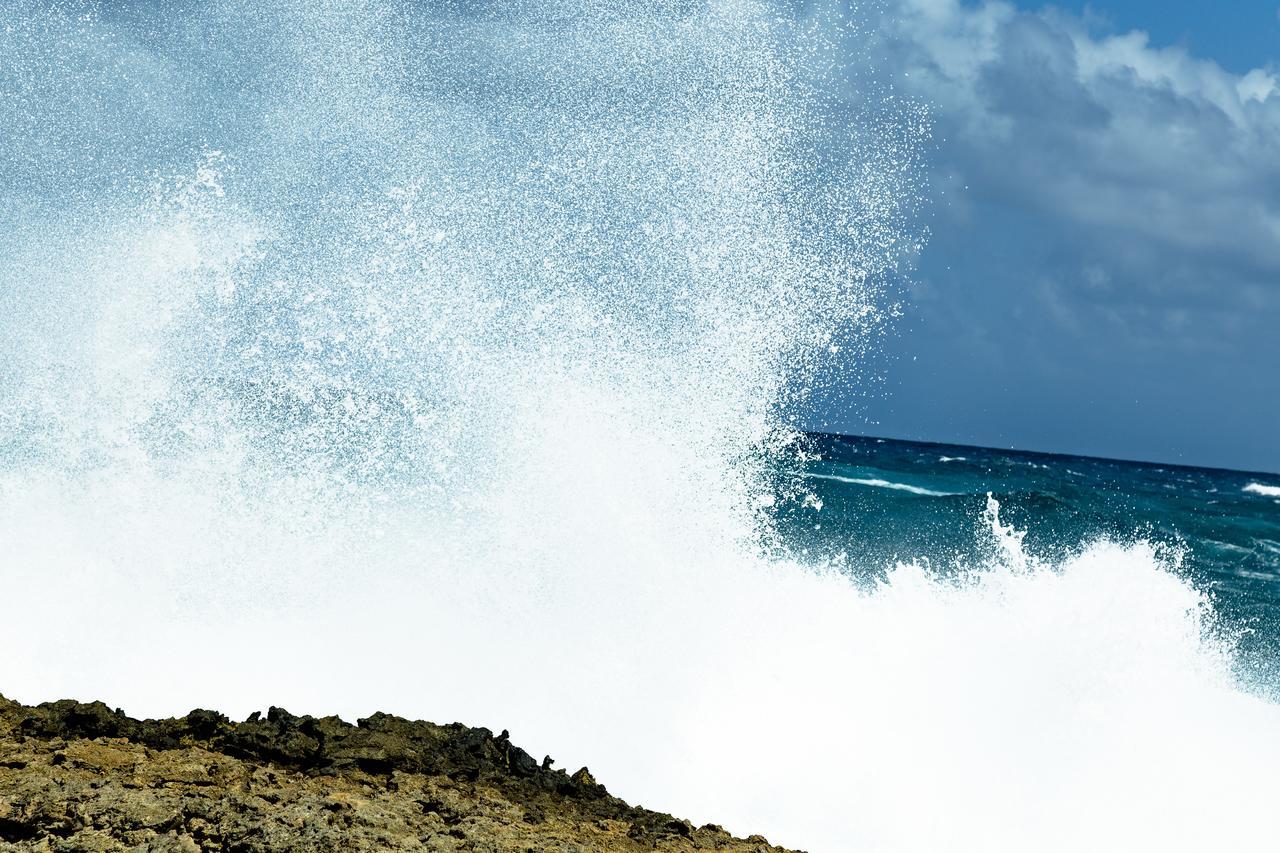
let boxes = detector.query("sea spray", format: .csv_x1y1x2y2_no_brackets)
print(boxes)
2,2,1279,851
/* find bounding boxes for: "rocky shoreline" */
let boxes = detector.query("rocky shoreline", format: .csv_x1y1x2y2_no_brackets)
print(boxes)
0,695,797,852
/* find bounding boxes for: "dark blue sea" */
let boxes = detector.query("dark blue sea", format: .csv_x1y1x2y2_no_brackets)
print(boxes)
775,433,1280,691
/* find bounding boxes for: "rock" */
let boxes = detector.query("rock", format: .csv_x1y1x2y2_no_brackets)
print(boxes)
0,693,801,852
182,709,228,740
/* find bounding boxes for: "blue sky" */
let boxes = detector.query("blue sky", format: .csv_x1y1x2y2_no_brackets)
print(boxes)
1040,1,1280,73
823,0,1280,472
5,0,1274,472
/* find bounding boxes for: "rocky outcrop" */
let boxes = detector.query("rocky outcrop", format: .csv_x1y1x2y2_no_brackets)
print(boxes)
0,695,797,852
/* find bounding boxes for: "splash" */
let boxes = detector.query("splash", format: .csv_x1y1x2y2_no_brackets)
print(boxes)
2,2,1278,851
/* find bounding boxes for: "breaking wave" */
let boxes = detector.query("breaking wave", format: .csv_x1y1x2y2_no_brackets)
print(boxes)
801,471,957,496
2,2,1278,851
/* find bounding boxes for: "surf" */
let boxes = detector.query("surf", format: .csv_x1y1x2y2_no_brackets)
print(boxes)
800,471,957,497
2,2,1278,851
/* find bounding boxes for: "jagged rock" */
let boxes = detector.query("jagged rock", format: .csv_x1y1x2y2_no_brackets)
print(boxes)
0,694,800,851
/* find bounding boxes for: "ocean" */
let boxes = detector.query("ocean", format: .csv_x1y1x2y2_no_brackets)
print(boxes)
775,433,1280,692
3,2,1280,851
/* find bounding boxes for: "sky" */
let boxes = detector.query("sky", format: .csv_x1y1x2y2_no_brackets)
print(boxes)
3,0,1275,472
824,0,1280,473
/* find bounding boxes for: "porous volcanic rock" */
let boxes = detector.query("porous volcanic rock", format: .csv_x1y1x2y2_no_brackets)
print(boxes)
0,695,798,852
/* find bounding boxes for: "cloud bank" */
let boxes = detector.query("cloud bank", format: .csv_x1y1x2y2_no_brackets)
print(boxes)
828,0,1280,471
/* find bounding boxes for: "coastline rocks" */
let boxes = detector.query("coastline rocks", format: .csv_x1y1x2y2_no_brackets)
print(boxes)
0,695,798,852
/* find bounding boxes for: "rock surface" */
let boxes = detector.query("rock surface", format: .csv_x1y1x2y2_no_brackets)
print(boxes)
0,695,797,852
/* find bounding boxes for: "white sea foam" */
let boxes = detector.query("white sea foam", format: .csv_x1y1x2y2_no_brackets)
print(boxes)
939,455,966,462
1,3,1278,852
6,479,1278,853
1244,482,1280,497
802,471,956,496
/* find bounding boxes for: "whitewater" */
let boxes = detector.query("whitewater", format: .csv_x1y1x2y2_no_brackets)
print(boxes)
2,2,1279,851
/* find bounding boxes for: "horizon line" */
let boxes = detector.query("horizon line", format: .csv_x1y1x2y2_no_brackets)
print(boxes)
804,429,1280,480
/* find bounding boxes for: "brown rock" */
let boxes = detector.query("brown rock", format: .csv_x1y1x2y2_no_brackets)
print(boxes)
0,694,802,852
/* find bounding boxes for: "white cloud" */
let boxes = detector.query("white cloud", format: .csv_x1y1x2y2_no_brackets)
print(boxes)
869,0,1280,310
1238,68,1278,103
825,1,1280,465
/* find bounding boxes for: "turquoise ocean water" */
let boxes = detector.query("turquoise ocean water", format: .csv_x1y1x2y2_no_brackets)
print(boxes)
778,433,1280,691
